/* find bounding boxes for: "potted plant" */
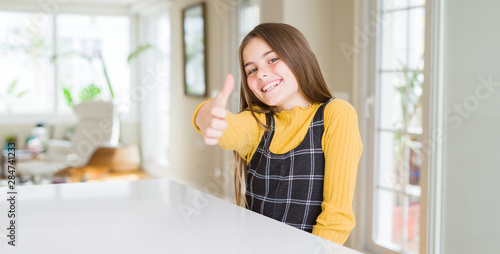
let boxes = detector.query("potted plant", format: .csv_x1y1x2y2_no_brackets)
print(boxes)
56,44,152,107
44,44,153,170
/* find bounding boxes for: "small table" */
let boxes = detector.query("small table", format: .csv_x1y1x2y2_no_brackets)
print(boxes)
1,150,34,178
15,160,67,184
2,150,67,184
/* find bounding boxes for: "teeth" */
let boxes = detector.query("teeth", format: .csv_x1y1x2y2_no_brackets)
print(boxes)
262,80,280,92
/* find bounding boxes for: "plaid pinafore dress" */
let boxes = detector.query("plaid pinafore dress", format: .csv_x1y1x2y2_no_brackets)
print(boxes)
245,98,334,232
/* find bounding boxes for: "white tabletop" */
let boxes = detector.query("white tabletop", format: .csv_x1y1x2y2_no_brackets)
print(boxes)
0,178,363,254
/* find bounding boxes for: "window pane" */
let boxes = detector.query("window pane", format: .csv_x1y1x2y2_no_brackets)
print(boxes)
409,0,426,7
56,14,129,113
374,189,403,249
406,196,421,253
379,72,405,130
376,189,420,253
408,140,422,186
139,13,171,167
380,11,408,70
405,71,423,133
382,132,413,190
380,0,409,11
183,5,206,96
239,0,260,34
408,7,425,71
0,12,54,114
378,131,403,189
381,0,425,11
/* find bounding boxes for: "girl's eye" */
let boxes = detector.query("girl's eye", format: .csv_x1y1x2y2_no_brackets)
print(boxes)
269,58,279,64
248,68,257,75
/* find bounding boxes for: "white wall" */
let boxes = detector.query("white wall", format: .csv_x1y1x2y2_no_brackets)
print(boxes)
442,0,500,253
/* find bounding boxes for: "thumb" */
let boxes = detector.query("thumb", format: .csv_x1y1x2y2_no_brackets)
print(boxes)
213,74,234,107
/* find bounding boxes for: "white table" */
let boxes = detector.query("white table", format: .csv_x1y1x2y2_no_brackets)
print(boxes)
0,178,363,254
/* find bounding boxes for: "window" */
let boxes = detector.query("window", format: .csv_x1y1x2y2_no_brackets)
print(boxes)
138,5,171,173
0,11,130,116
56,14,130,114
238,0,260,42
232,0,260,108
368,1,426,253
0,12,54,114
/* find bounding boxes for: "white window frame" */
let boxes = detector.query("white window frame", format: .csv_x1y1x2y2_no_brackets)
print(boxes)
351,0,444,253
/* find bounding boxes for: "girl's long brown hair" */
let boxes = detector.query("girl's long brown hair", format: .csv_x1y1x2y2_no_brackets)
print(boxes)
233,23,334,206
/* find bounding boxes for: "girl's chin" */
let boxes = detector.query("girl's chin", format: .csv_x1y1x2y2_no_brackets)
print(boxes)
260,98,280,108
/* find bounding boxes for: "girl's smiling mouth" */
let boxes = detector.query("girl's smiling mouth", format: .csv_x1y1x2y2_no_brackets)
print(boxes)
261,79,282,92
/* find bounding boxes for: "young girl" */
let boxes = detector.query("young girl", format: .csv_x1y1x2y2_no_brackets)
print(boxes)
193,23,362,245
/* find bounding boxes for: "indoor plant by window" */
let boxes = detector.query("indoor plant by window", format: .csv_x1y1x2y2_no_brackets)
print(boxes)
391,60,423,245
49,45,152,167
58,44,152,107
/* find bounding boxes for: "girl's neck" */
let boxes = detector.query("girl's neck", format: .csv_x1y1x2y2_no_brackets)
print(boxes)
276,100,313,113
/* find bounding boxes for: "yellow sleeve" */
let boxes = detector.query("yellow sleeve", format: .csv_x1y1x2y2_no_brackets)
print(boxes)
192,100,264,161
218,110,265,162
312,100,363,245
192,99,212,134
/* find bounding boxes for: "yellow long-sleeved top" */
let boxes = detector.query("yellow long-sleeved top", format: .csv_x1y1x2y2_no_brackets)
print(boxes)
192,98,363,245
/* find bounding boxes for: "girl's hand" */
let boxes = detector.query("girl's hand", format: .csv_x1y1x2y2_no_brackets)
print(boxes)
196,74,235,145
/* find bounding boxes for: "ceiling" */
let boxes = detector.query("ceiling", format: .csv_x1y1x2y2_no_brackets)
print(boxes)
0,0,150,6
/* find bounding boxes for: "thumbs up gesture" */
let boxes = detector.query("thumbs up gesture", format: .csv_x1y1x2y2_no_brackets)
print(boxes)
196,74,235,145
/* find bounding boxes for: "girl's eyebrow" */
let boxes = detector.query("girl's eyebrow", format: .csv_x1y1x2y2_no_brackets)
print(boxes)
244,50,274,69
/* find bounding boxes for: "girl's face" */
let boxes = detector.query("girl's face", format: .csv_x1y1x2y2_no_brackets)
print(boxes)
242,38,310,112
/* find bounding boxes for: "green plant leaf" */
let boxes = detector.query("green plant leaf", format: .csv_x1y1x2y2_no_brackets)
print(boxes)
7,79,19,94
63,87,73,107
79,83,101,102
52,44,153,102
98,51,114,99
127,44,152,63
395,86,406,94
16,91,27,98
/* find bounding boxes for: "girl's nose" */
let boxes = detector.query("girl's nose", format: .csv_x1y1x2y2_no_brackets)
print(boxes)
257,69,268,80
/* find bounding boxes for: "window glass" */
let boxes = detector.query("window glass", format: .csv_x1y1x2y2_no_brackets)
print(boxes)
56,14,130,114
0,12,54,114
373,1,425,253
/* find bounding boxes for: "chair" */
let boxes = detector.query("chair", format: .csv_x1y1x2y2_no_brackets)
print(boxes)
55,146,117,182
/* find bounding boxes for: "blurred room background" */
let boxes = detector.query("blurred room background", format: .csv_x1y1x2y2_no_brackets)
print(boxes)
0,0,498,253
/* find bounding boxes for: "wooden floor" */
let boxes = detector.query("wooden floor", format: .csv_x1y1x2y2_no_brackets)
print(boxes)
85,170,151,183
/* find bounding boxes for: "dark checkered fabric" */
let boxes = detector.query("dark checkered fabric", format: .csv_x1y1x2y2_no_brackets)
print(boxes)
246,98,334,232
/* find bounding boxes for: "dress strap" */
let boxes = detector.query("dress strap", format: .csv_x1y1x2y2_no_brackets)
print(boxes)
312,97,335,121
261,113,275,149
